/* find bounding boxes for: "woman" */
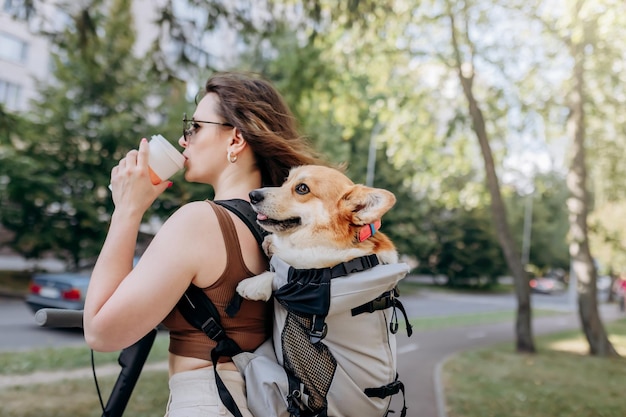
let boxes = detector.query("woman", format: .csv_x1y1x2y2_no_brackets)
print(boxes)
83,72,323,416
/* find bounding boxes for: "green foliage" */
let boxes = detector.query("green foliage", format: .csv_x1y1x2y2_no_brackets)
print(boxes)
414,204,507,285
0,0,176,267
506,172,570,273
589,201,626,275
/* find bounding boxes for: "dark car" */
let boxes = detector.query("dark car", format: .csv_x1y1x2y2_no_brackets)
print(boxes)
529,276,566,294
25,257,141,313
25,271,91,312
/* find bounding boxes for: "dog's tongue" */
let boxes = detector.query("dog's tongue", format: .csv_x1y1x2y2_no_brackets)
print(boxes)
257,213,268,221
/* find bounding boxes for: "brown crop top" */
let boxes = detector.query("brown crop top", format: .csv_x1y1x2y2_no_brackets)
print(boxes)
161,200,269,362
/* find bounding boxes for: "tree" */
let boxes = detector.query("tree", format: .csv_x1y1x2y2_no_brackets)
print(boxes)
519,0,622,357
438,0,535,352
561,0,617,356
1,0,172,267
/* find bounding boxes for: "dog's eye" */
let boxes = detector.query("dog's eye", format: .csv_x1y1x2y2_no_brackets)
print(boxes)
295,183,310,195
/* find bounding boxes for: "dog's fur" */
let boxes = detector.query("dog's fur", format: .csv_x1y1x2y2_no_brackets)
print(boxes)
237,165,398,301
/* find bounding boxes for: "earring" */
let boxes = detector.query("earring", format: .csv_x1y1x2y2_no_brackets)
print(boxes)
227,151,238,164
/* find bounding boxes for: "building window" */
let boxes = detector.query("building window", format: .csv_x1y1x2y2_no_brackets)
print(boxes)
0,79,22,109
3,0,33,21
0,32,29,64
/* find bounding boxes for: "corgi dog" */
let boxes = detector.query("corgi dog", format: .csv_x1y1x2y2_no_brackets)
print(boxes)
237,164,398,301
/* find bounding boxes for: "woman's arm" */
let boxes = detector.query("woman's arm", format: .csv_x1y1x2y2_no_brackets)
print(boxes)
84,204,218,351
83,140,224,351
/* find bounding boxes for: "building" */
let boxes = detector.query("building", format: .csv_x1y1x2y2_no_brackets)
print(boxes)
0,0,242,112
0,1,52,111
0,0,170,112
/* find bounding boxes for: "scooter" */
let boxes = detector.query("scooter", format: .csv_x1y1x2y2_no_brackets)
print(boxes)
35,308,156,417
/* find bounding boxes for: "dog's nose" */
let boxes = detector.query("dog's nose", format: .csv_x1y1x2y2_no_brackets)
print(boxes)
249,190,264,204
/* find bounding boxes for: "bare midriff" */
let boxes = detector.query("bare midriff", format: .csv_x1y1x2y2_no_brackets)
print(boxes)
168,352,237,377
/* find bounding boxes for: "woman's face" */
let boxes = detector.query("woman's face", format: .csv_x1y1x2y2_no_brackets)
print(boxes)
179,93,234,183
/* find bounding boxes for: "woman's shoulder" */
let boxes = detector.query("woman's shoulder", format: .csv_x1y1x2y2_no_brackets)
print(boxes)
171,200,216,217
158,200,220,237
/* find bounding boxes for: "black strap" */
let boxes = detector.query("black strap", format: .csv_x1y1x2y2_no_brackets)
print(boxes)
178,285,227,342
329,254,379,278
211,339,244,417
215,199,268,317
365,376,408,417
351,288,397,316
177,286,244,417
351,287,414,337
215,199,269,245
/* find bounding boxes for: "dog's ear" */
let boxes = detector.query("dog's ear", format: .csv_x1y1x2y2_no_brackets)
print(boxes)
340,185,396,225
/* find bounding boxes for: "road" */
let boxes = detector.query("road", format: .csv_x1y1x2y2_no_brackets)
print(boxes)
0,290,530,352
1,274,606,352
0,297,85,352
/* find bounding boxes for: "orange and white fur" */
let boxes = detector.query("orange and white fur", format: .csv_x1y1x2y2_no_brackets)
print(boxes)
237,165,398,301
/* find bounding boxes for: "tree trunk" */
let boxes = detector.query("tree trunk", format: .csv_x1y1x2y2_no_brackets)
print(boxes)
566,41,618,357
446,4,535,353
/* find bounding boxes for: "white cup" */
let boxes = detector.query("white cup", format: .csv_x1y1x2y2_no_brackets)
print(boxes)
109,134,185,190
147,134,185,184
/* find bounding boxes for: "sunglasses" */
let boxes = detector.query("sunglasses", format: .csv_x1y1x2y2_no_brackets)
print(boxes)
182,113,233,142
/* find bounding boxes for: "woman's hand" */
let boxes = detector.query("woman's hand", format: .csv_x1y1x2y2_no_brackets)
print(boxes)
110,138,172,216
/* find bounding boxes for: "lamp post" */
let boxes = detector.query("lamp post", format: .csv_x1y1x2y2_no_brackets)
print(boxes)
366,123,382,187
521,190,533,267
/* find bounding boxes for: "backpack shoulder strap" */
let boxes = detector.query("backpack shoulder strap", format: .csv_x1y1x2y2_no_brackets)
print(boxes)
214,198,268,246
177,284,226,341
177,285,245,417
213,198,269,316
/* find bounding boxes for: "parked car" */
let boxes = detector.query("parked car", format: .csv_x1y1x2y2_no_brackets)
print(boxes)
25,271,91,312
25,257,140,313
529,276,566,294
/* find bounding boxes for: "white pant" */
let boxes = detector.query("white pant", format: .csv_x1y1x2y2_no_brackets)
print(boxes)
165,367,252,417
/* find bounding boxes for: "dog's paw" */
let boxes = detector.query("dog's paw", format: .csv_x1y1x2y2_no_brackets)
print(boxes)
262,236,276,258
378,250,399,265
236,271,275,301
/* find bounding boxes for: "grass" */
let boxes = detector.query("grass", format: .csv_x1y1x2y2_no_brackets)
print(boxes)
0,333,170,375
0,334,171,416
408,309,563,331
0,369,169,417
442,318,626,417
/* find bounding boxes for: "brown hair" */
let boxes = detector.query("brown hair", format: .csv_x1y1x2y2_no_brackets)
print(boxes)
204,72,324,186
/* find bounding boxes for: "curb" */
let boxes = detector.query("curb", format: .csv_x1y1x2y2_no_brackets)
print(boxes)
434,354,454,417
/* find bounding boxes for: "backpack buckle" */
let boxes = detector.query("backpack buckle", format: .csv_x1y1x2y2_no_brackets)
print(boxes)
201,317,224,341
309,323,328,344
308,314,328,343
